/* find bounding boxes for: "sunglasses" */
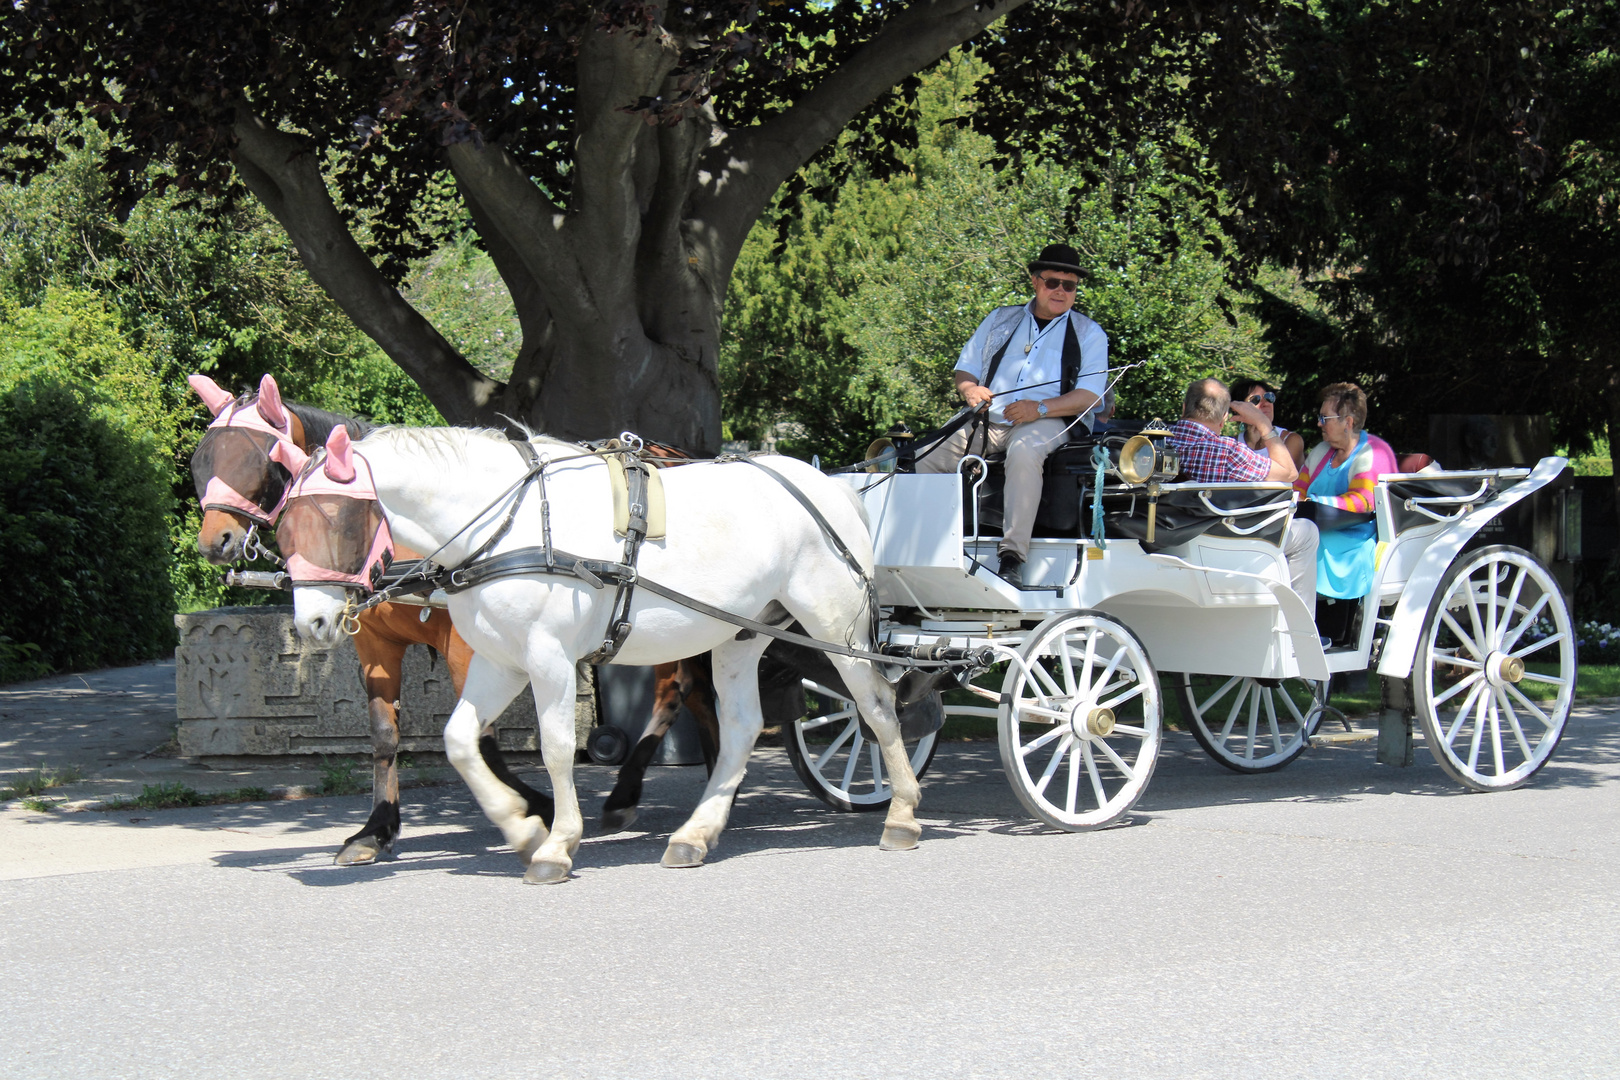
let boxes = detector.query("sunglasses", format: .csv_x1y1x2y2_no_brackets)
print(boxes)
1247,391,1277,405
1038,277,1079,293
1317,414,1343,424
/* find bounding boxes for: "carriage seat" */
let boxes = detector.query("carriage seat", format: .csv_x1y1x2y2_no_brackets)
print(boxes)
1105,483,1295,553
965,435,1099,539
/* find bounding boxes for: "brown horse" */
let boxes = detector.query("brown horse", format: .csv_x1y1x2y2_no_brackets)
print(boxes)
188,375,719,859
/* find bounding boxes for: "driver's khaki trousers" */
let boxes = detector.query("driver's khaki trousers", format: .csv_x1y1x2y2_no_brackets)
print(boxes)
914,417,1071,560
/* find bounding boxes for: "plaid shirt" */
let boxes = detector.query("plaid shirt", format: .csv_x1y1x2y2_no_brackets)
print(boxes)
1167,419,1271,483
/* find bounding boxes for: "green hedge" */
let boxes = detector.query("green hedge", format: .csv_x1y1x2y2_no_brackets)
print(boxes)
0,376,174,679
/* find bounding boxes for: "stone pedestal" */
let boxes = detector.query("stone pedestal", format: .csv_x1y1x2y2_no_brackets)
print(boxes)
174,607,595,759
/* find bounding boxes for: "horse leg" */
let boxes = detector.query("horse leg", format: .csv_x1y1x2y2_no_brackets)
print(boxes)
437,612,554,828
442,655,547,869
600,660,683,833
680,654,721,776
662,636,770,869
337,631,407,866
524,649,588,885
827,652,922,851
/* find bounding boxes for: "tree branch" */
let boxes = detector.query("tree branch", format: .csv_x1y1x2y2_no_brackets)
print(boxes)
697,0,1031,271
230,112,498,423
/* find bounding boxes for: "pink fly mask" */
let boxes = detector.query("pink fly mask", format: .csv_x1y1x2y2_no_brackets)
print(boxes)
188,373,303,526
275,426,396,591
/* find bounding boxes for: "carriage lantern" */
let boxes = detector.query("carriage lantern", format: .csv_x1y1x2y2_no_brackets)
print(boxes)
1116,427,1180,486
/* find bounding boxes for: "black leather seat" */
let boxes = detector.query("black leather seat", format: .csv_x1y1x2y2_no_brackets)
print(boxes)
1105,484,1295,552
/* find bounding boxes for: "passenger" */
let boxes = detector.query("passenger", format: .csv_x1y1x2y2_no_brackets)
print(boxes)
1167,378,1319,613
1295,382,1398,604
1083,386,1118,434
914,243,1108,587
1230,376,1305,471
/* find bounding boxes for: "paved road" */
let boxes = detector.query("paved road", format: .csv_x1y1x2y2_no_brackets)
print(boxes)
1,669,1616,1079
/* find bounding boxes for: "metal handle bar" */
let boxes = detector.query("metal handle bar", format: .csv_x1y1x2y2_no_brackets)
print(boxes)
1400,477,1492,509
1198,495,1296,537
962,454,988,544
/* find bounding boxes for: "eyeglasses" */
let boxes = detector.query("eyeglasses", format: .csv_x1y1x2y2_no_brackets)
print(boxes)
1247,392,1277,405
1038,277,1079,293
1317,414,1343,424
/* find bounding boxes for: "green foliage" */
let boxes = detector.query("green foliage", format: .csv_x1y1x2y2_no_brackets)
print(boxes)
0,763,83,802
722,56,1268,465
317,757,365,797
0,352,175,674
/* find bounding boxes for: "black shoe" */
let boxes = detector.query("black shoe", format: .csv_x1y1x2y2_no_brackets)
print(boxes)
998,552,1024,587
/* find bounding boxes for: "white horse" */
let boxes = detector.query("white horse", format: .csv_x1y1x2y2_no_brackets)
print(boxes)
286,426,922,884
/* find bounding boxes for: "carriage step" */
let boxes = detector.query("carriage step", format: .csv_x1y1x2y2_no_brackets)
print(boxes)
1310,729,1378,746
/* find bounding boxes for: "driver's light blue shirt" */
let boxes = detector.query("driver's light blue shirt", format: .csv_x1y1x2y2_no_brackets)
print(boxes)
954,302,1108,425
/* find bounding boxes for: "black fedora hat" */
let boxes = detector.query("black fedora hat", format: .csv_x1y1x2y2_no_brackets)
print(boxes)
1027,243,1085,276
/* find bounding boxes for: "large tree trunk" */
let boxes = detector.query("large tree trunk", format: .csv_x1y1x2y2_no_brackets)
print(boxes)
231,0,1027,453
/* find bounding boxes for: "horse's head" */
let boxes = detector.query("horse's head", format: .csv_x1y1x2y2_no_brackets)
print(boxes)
188,373,300,563
280,426,396,647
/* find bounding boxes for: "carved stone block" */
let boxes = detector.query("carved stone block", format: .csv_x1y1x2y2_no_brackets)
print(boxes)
174,607,595,758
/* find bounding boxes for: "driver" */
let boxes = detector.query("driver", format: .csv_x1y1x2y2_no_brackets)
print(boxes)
915,244,1107,586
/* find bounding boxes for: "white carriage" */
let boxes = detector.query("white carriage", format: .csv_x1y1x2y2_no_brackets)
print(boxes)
786,443,1577,832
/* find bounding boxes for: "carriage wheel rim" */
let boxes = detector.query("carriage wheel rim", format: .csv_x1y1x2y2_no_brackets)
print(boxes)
1415,546,1574,791
999,612,1162,830
1177,673,1325,773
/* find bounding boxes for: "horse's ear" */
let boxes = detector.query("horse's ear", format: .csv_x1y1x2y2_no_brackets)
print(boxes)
256,374,288,430
187,374,234,417
323,426,357,483
268,440,309,475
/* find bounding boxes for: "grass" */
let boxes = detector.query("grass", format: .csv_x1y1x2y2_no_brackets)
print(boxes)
317,756,365,796
1,764,84,804
99,782,277,812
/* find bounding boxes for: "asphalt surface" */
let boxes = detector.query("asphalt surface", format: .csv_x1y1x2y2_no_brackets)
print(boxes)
1,662,1617,1079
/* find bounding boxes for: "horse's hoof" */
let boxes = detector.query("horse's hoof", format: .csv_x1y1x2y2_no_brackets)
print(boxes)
879,825,920,851
335,837,387,865
661,842,706,868
523,858,571,885
599,806,637,834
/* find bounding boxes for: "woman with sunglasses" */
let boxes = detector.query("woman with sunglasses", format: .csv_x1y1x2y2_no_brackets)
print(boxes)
1230,377,1305,471
1294,382,1398,606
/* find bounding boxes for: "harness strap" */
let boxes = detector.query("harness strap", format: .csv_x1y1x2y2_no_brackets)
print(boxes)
436,544,972,670
581,453,652,664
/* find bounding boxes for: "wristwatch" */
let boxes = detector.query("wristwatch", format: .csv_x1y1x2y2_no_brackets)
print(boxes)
1036,401,1048,418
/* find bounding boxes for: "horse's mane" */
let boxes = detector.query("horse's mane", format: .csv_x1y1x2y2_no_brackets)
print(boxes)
228,390,373,445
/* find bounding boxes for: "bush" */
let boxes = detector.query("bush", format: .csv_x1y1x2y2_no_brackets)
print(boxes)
0,375,174,675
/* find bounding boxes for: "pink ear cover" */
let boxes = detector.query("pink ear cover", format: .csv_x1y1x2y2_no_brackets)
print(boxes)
268,440,310,475
324,426,357,483
255,374,288,430
187,374,235,416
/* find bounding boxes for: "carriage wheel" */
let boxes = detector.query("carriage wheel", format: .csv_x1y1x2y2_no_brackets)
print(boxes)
999,610,1162,831
785,681,943,813
1412,545,1576,791
1174,672,1327,773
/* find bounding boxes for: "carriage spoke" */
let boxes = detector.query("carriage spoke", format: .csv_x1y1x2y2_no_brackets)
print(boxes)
813,719,858,771
1263,688,1284,755
1219,683,1251,741
1500,566,1529,648
1015,702,1070,723
1192,676,1243,719
1030,657,1067,702
1242,689,1261,760
1431,670,1483,708
1519,669,1570,687
1490,693,1506,777
1497,691,1536,761
1486,567,1501,647
1505,683,1555,729
1466,689,1489,773
1020,723,1069,757
1065,741,1081,815
869,741,886,795
800,708,857,733
1441,609,1484,660
1463,579,1489,656
1094,737,1137,780
1058,634,1079,698
1097,682,1147,712
1032,735,1073,797
839,732,864,793
1500,593,1552,653
1443,681,1487,746
1083,742,1108,806
1513,635,1565,662
1111,723,1149,736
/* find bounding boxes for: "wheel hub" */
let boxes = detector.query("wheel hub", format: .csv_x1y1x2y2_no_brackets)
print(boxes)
1069,703,1115,739
1485,651,1525,688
